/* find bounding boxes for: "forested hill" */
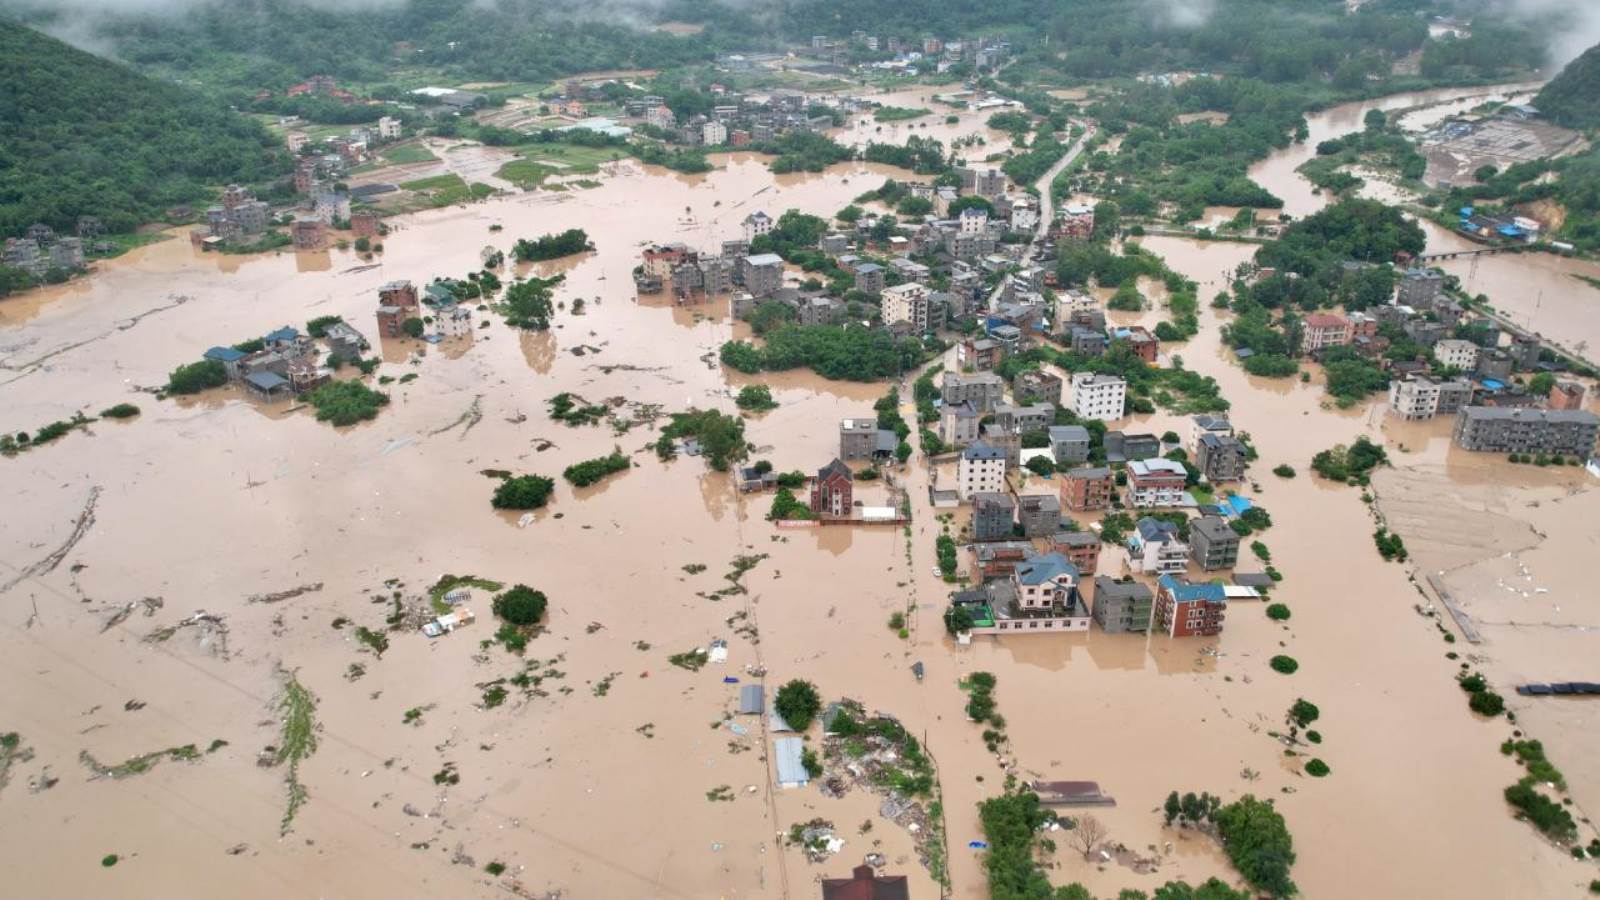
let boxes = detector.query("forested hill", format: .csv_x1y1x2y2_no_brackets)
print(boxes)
1535,43,1600,129
0,22,288,239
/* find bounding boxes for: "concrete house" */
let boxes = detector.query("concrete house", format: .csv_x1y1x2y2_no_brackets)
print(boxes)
741,211,773,242
1127,458,1188,508
1014,369,1063,406
971,492,1017,541
1195,433,1247,484
990,553,1090,633
940,400,982,448
1104,431,1161,463
993,402,1053,434
1070,373,1126,421
1048,531,1102,575
810,459,854,517
958,441,1007,499
853,262,885,296
1155,575,1227,637
1190,515,1240,571
1434,338,1479,371
1048,425,1091,466
1092,577,1154,633
839,418,880,460
1017,494,1061,538
941,372,1006,413
740,253,785,298
1187,414,1232,455
971,540,1038,582
1127,517,1188,575
881,282,944,333
1060,466,1113,511
1301,312,1352,352
1452,407,1600,456
203,346,247,380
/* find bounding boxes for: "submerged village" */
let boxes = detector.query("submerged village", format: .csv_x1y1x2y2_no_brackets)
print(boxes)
6,5,1600,900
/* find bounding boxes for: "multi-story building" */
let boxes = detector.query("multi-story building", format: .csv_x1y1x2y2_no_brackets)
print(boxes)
958,441,1008,499
740,253,784,298
993,402,1054,435
1049,531,1102,575
1190,516,1240,571
290,216,326,249
1397,267,1445,307
1057,203,1095,240
1060,466,1113,511
1013,370,1063,406
1104,431,1161,463
981,423,1022,469
1187,414,1232,455
974,168,1006,199
1017,494,1061,538
377,116,402,140
985,552,1089,634
881,282,944,333
376,280,421,337
1390,375,1443,421
1048,425,1090,466
941,372,1006,412
1092,577,1153,633
810,459,854,517
940,401,982,448
1127,517,1188,575
1069,326,1108,357
1154,575,1227,637
853,262,885,296
1195,433,1247,483
702,121,728,146
1452,407,1600,456
971,492,1016,541
741,211,773,242
839,418,880,460
1126,458,1188,508
1549,381,1587,411
1113,325,1159,363
971,540,1038,582
1434,338,1479,371
1301,313,1352,352
1070,373,1126,421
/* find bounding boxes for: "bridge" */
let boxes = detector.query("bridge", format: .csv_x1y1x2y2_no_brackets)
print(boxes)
1417,245,1519,262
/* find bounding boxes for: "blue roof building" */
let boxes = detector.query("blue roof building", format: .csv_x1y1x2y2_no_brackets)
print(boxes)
204,346,246,363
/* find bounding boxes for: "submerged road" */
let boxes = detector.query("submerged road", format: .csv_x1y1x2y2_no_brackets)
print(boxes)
983,122,1097,314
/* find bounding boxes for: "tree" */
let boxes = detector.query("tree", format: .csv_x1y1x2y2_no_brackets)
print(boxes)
307,379,389,425
494,585,547,625
502,275,561,330
1071,815,1107,860
1164,791,1182,825
164,359,228,395
1026,456,1055,476
1288,699,1319,728
660,409,747,472
492,474,554,510
1527,372,1556,396
735,384,778,411
774,679,821,731
1213,795,1297,898
402,316,425,338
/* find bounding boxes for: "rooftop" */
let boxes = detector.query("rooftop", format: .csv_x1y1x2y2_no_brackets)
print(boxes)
1460,406,1599,425
962,441,1006,461
1129,458,1187,478
1191,515,1238,542
1015,552,1078,585
1093,576,1153,602
745,252,785,266
1134,517,1182,544
204,346,245,363
1157,574,1227,603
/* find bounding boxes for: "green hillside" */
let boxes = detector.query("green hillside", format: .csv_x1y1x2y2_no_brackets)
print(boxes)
0,21,288,238
1535,43,1600,129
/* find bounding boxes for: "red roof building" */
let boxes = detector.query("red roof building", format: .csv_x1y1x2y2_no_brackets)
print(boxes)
820,865,909,900
810,458,854,518
1301,313,1352,352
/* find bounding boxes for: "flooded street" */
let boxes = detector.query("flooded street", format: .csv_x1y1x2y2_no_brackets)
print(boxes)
0,84,1594,900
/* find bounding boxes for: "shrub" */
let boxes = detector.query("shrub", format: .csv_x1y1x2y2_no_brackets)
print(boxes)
1304,758,1330,777
164,359,228,395
734,384,778,411
563,449,630,487
1270,655,1299,674
775,679,821,731
100,403,140,419
1288,699,1319,727
1272,464,1295,478
1266,603,1291,621
1306,730,1322,744
492,474,554,510
493,585,547,626
307,380,389,426
485,862,506,876
1505,779,1576,840
1468,690,1505,717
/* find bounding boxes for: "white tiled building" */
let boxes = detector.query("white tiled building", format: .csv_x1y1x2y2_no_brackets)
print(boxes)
958,441,1007,499
1070,372,1126,421
742,211,773,242
1434,338,1479,371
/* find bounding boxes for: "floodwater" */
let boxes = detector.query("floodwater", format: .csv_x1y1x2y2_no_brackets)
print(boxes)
0,85,1593,900
1247,82,1600,365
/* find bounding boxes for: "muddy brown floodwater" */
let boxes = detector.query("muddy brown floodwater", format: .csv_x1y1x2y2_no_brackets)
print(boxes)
0,86,1594,900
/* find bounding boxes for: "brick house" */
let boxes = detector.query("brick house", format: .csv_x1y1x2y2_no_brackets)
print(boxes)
810,459,854,517
376,279,421,337
1154,575,1227,636
1049,531,1101,575
1126,458,1188,508
971,540,1037,582
1060,466,1113,511
1301,313,1352,353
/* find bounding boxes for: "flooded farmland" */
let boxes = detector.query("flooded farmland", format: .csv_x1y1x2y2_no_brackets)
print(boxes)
0,85,1596,900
